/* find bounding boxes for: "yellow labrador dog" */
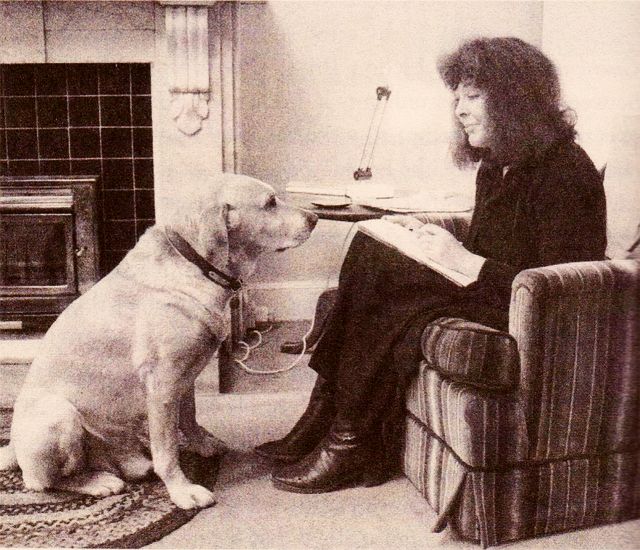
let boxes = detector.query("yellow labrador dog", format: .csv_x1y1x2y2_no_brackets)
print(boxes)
0,174,317,509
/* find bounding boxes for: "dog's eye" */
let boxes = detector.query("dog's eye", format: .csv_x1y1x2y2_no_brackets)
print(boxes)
265,196,277,209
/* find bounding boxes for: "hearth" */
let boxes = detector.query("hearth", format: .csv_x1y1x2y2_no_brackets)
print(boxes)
0,175,100,330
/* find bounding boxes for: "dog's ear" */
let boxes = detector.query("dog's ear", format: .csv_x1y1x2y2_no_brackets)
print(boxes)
198,203,230,266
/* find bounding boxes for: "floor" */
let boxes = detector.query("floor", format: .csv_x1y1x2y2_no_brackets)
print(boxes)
140,391,639,550
1,323,639,549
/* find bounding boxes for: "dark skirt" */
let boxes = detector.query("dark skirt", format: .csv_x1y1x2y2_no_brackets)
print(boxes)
308,231,508,482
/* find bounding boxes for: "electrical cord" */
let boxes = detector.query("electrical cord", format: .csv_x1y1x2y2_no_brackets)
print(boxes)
233,318,315,375
233,221,361,375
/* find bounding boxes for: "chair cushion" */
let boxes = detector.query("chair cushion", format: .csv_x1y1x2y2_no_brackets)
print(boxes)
421,317,519,391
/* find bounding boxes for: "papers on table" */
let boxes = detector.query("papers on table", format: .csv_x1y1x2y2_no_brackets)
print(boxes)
286,181,473,213
286,181,395,199
358,192,473,213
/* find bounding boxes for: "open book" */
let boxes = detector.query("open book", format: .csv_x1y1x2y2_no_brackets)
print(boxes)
357,218,474,287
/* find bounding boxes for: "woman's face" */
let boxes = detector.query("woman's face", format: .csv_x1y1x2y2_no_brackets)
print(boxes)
454,83,492,149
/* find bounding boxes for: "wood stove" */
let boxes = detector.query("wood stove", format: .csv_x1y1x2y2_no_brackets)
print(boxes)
0,176,100,330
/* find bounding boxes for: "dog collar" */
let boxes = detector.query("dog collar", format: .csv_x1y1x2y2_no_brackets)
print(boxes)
164,228,242,292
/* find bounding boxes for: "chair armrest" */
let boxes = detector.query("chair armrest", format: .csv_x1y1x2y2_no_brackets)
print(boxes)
509,259,639,460
421,317,519,391
411,211,472,242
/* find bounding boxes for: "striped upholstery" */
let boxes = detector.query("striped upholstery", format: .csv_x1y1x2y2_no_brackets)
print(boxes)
404,415,473,534
406,363,528,468
421,317,519,390
403,257,640,546
510,260,639,460
404,416,640,547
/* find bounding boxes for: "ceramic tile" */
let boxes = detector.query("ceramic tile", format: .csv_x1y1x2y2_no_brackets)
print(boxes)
38,128,69,159
35,64,67,96
69,96,99,127
5,97,36,128
37,96,68,127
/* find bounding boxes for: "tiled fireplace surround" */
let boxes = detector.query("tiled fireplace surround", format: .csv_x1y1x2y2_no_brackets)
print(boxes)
0,63,157,390
0,63,155,274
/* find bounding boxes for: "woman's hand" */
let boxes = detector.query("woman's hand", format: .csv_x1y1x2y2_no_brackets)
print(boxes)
381,214,424,231
415,223,486,281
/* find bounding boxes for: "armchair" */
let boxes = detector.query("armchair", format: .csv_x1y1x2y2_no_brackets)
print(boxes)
301,210,639,547
403,211,639,546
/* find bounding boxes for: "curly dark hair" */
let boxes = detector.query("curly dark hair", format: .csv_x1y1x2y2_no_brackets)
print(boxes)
437,37,576,168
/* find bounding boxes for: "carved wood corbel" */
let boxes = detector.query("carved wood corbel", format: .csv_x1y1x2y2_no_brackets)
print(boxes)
165,4,210,135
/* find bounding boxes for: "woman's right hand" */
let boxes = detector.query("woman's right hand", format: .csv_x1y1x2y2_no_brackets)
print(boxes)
381,214,424,231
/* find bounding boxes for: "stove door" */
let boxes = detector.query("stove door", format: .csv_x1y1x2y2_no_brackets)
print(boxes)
0,212,76,296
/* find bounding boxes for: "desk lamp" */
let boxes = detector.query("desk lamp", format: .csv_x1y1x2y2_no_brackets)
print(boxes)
353,86,391,180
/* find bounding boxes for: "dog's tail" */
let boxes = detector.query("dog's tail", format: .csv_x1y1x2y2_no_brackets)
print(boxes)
0,441,19,470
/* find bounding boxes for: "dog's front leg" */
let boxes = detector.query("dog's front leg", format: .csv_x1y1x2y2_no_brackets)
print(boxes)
179,386,229,457
146,378,216,510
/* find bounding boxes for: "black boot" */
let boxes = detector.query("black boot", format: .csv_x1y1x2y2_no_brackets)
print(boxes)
255,376,335,463
271,422,366,493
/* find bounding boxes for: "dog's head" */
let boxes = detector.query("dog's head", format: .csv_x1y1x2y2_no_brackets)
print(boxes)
168,174,318,278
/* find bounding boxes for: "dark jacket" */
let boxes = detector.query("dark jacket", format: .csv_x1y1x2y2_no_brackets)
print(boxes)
469,139,607,309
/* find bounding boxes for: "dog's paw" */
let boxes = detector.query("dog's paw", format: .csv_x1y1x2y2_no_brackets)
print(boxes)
58,471,126,497
185,426,229,457
84,473,126,496
168,482,216,510
23,476,48,492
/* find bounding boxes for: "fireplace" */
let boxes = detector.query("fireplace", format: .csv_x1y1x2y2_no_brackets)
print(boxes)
0,175,100,330
0,63,155,276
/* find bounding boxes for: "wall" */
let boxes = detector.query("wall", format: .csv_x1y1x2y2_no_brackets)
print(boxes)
0,1,155,62
235,0,544,317
541,1,640,259
0,1,45,62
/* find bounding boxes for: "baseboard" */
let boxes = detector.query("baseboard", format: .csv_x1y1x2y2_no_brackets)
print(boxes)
244,279,338,321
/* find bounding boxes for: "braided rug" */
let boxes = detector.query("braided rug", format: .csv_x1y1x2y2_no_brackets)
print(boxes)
0,408,220,548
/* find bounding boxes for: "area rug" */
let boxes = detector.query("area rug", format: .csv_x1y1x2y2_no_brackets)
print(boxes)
0,407,221,548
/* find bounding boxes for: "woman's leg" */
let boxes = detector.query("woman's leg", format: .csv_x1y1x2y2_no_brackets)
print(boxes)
254,374,335,462
254,233,381,461
255,232,404,461
272,234,461,492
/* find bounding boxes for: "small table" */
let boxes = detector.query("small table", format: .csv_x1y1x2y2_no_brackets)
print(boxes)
284,193,388,222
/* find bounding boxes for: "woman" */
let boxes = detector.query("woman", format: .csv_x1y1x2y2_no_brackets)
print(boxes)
256,37,607,493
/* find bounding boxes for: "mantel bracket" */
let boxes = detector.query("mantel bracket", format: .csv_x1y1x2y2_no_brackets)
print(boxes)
165,5,210,135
